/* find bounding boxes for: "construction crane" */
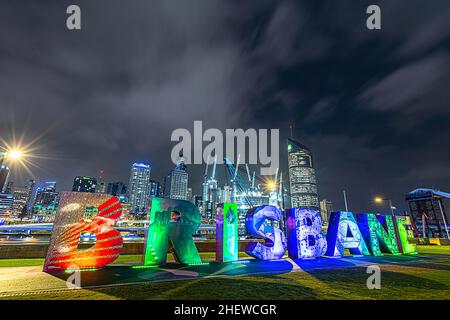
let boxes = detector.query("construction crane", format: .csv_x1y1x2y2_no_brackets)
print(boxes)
223,157,255,208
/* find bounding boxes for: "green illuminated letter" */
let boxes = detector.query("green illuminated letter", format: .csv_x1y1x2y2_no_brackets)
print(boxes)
357,213,400,256
216,203,239,262
144,197,202,265
395,216,418,254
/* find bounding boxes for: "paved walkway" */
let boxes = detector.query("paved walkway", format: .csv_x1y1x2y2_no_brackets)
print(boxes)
0,253,448,297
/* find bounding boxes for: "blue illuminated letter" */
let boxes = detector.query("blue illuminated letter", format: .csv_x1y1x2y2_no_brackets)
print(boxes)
245,205,287,260
325,211,370,257
286,208,327,259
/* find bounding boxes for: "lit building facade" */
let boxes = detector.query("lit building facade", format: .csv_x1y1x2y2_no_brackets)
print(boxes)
163,156,188,201
12,186,29,215
107,182,127,197
319,199,333,226
0,193,13,215
127,163,151,215
72,176,97,193
96,182,107,193
222,185,232,203
4,181,13,194
148,180,161,197
32,181,59,221
287,138,319,210
34,182,58,206
0,164,10,193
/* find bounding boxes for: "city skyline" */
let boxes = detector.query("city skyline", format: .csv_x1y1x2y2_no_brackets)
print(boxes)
1,0,450,214
2,139,449,216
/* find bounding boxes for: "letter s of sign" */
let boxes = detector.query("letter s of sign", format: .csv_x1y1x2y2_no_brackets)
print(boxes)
366,5,381,30
66,5,81,30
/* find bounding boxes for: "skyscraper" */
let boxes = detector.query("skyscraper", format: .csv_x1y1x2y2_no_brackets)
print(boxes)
107,182,127,197
148,180,161,197
163,156,188,200
4,181,13,194
26,179,36,211
34,182,59,207
202,156,220,220
193,195,203,208
127,163,151,215
0,193,13,215
12,186,30,215
0,164,10,193
222,185,232,203
96,182,107,193
319,199,333,225
72,176,97,193
287,138,319,210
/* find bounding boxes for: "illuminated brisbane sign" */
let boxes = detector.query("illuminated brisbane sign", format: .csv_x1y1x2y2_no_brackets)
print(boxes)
43,192,417,272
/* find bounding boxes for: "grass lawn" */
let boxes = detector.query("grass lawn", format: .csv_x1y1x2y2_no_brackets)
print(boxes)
1,246,449,300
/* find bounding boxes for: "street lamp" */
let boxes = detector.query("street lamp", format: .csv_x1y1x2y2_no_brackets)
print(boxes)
374,196,405,252
374,197,396,216
1,148,25,165
6,149,23,160
265,179,277,192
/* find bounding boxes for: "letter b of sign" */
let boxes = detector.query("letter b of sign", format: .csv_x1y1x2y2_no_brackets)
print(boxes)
366,5,381,30
66,5,81,30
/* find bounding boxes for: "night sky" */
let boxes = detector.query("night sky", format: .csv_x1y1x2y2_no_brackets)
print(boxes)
1,0,450,214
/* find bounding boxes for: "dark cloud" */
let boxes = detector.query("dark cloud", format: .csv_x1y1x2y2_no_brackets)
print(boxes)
359,52,450,116
0,0,449,214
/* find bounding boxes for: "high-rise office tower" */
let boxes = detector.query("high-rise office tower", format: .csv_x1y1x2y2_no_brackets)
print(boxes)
96,169,106,193
319,199,333,225
287,138,319,210
202,156,220,220
127,163,151,215
4,181,13,194
107,182,127,197
163,156,188,200
0,164,10,193
26,179,36,211
193,195,203,208
148,180,161,197
187,187,193,203
96,182,107,193
222,185,232,203
34,181,59,207
12,186,30,215
72,176,97,193
0,193,13,215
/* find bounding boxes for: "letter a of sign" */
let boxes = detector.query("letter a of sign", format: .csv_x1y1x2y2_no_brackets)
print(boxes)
43,192,123,272
325,211,370,257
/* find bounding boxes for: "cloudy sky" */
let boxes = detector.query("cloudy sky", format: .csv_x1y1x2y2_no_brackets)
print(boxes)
1,0,450,213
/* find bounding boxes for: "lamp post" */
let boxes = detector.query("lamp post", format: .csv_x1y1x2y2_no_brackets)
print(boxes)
374,196,404,253
374,197,395,216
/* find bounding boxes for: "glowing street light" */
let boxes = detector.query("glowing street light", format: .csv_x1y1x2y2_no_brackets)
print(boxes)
5,149,23,161
374,196,395,216
265,179,277,192
374,197,383,203
0,145,34,176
